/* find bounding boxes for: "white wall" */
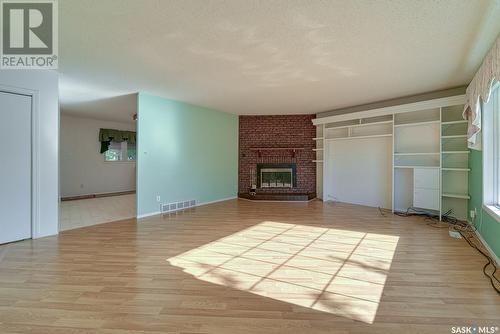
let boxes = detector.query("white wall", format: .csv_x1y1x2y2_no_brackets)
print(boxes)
325,136,392,209
60,114,136,197
0,70,59,238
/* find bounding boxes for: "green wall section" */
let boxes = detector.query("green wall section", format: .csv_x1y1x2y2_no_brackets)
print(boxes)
469,149,500,259
137,93,238,217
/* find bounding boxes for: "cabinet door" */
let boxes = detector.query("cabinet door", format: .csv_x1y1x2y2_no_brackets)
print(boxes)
414,168,439,190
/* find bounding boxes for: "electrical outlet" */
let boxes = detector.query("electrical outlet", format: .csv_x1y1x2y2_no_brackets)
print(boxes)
156,195,161,202
470,207,478,220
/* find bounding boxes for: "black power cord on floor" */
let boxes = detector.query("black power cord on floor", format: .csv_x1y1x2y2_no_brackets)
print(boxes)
380,206,500,295
457,228,500,294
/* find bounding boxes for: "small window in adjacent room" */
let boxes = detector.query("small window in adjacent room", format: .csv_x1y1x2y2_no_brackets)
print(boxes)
483,81,500,217
127,142,137,161
104,141,136,162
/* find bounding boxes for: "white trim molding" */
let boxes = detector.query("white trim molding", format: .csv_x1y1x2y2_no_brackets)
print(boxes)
313,95,466,125
0,71,59,239
483,204,500,224
137,210,161,219
482,87,500,215
196,196,238,207
469,220,500,266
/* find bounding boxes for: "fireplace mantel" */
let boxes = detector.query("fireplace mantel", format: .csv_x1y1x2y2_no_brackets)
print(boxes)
249,147,305,150
249,147,305,158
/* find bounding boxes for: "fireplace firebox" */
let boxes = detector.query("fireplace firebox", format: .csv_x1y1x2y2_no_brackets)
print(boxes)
256,163,297,189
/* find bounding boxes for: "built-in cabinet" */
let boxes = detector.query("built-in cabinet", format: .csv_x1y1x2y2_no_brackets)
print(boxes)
313,98,469,221
413,168,440,211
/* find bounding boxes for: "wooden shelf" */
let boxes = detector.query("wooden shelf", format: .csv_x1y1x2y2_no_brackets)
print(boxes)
394,152,440,156
326,133,392,141
394,120,440,128
442,151,470,154
313,148,324,151
249,147,304,151
442,193,470,200
442,120,467,125
312,160,323,163
249,147,304,158
394,165,439,169
442,168,470,172
442,135,467,139
325,120,393,130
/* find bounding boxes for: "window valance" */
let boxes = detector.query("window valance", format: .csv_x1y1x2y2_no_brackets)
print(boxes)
99,128,136,153
463,35,499,149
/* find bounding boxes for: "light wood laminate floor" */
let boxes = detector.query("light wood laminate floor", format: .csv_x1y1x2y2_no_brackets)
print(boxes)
0,199,499,333
59,194,136,231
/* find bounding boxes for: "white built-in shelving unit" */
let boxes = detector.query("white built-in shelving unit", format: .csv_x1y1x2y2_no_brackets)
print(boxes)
393,108,441,217
314,115,394,201
440,105,470,220
314,125,324,199
313,96,469,221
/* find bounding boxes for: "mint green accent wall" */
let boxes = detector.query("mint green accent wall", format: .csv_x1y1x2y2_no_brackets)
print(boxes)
137,93,238,216
469,149,500,258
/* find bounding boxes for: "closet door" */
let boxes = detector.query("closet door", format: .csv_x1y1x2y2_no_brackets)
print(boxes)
0,91,32,244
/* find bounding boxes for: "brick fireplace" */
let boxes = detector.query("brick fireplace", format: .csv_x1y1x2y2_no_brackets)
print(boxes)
238,115,316,200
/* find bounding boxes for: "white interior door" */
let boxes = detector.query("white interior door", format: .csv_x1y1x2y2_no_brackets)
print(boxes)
0,91,32,244
325,136,392,209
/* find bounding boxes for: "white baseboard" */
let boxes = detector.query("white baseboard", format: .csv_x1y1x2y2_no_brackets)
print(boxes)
467,220,500,266
61,190,136,201
136,196,237,220
237,197,315,203
196,196,237,207
137,211,161,219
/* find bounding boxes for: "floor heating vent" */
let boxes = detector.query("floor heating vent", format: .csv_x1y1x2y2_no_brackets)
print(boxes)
161,203,170,212
161,199,197,213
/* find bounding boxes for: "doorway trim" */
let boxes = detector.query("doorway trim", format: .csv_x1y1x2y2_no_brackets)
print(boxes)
0,84,41,239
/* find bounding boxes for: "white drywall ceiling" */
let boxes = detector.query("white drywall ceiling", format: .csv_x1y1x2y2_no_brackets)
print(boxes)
59,0,500,120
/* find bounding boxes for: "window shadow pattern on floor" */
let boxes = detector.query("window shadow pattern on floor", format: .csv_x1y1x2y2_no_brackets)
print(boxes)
167,221,399,323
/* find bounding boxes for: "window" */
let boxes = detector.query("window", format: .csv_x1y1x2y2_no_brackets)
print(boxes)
127,142,136,161
104,141,136,162
483,81,500,219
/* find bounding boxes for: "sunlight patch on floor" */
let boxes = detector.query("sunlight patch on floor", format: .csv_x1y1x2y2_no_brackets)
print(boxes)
167,221,399,323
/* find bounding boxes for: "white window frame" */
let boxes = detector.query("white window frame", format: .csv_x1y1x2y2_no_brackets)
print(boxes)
104,141,136,163
483,81,500,222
